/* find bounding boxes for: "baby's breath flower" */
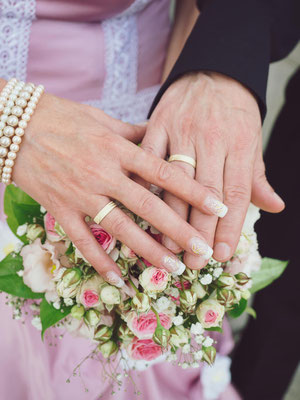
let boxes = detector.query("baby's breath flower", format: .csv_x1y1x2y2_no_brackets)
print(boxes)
200,274,213,285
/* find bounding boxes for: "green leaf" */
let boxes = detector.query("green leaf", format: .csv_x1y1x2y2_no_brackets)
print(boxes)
4,185,42,243
205,326,223,333
65,242,74,256
40,298,71,339
246,306,257,319
228,298,248,318
0,274,44,299
0,252,23,276
250,257,288,294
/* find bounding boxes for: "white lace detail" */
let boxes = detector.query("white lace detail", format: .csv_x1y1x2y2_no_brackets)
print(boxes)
91,0,156,124
0,0,36,81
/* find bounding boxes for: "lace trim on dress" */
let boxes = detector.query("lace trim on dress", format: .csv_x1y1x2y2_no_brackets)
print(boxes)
0,0,36,81
93,0,156,123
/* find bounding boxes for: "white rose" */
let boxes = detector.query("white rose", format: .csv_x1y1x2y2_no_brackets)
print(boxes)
21,239,61,302
76,274,104,308
139,267,169,294
196,299,225,329
100,285,121,305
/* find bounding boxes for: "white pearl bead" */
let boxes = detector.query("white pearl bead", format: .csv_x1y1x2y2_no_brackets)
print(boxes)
0,158,4,166
18,120,27,129
24,107,34,115
0,96,7,103
30,95,39,103
21,113,31,122
7,151,17,160
7,115,19,127
0,147,8,157
9,78,17,84
10,143,19,152
11,105,23,117
2,173,11,179
3,166,12,174
36,85,44,92
9,94,17,102
33,91,41,98
0,136,11,147
0,114,8,122
19,91,31,100
2,179,11,185
12,136,21,144
0,122,5,130
15,127,24,136
27,101,36,109
6,100,14,108
24,85,34,93
12,89,20,95
3,106,11,115
3,126,14,137
16,98,27,108
5,159,14,167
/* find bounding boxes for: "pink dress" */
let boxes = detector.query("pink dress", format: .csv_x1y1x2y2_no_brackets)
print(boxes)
0,1,240,399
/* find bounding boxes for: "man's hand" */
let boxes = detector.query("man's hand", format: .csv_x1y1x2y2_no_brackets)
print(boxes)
139,72,285,268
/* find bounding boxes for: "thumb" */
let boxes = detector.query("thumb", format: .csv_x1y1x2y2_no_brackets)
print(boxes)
251,155,285,213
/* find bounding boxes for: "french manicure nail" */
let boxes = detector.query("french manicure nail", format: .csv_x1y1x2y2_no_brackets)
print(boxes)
105,271,125,288
213,242,231,260
162,255,186,275
204,196,228,218
189,237,213,259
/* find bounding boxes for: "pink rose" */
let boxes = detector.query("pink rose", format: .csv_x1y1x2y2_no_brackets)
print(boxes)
139,267,169,293
196,300,225,328
88,223,116,254
44,213,61,242
127,337,163,361
83,290,99,308
126,310,172,339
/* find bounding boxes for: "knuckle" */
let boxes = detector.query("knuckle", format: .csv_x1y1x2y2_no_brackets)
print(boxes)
142,143,158,155
203,184,222,199
225,184,250,204
110,215,128,236
137,193,155,216
179,115,196,136
156,160,173,183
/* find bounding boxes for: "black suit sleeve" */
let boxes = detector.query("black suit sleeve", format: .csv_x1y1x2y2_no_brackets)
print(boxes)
148,0,300,120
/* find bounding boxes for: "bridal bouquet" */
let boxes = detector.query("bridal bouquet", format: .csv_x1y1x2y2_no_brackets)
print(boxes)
0,185,287,373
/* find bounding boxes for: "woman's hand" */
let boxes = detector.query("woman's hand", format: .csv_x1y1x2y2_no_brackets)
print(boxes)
12,92,227,284
139,72,285,269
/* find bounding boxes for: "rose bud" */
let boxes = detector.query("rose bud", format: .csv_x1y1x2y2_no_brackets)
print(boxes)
94,325,113,342
120,244,138,264
169,325,189,348
118,323,135,342
235,272,251,286
84,309,100,327
216,273,236,289
26,224,45,242
44,212,66,242
116,259,129,277
217,289,235,308
153,325,170,348
57,267,82,298
180,290,197,313
191,281,207,299
99,340,118,358
233,289,242,302
202,346,216,366
132,293,150,313
196,299,225,328
182,268,199,282
100,284,121,305
241,289,251,300
71,304,85,320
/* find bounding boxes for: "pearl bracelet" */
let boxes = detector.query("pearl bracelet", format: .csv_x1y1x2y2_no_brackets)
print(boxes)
0,79,44,185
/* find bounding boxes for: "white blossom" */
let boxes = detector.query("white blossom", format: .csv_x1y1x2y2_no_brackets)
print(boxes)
182,344,191,354
155,296,171,312
31,315,42,331
200,274,213,285
203,336,214,347
195,335,205,344
194,350,203,360
172,315,184,326
16,224,28,236
201,355,231,400
213,267,223,279
190,322,204,335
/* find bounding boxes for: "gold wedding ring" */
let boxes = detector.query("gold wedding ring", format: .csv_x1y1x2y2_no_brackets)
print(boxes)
168,154,196,169
94,201,117,225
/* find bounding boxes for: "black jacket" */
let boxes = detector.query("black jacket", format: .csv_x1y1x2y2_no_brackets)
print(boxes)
149,0,300,120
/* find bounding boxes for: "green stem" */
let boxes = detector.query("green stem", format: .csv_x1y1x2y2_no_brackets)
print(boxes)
151,306,162,327
127,277,139,294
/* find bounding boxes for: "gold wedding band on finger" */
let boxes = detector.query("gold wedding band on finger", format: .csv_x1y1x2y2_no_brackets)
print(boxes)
168,154,196,169
94,201,117,225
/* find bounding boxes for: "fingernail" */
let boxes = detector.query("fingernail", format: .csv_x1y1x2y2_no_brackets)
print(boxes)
162,255,186,275
189,237,213,259
213,242,231,261
273,192,285,207
204,196,228,218
105,271,125,288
